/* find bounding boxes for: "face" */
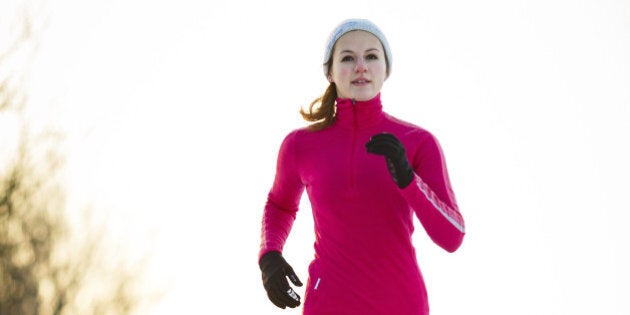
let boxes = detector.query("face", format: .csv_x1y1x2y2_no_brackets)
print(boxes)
328,30,387,101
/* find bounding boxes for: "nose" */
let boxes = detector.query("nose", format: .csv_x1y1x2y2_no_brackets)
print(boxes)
355,57,368,72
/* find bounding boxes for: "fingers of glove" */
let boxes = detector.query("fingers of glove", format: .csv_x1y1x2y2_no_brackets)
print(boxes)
266,291,287,309
367,133,403,147
366,134,405,157
285,266,303,287
284,287,301,308
267,277,301,308
385,158,399,176
366,143,401,159
366,140,394,155
269,285,301,308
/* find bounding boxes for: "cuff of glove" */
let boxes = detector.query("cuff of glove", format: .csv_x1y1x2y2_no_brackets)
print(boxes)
259,250,283,269
397,169,414,189
397,171,415,189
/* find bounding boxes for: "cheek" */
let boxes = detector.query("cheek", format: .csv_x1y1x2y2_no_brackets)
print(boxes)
333,67,351,81
374,61,387,76
331,63,353,80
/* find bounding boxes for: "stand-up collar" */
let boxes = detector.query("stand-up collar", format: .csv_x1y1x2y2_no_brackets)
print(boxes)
335,93,384,129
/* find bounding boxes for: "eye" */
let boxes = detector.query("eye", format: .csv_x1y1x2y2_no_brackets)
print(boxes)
366,53,379,60
341,55,354,62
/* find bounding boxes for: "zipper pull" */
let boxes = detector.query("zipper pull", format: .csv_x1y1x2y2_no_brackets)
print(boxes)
352,98,356,105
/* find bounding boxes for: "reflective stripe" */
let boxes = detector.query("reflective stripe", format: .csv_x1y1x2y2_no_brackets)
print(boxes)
415,176,465,233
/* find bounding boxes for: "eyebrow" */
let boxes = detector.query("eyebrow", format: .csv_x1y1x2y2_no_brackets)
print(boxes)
339,48,381,54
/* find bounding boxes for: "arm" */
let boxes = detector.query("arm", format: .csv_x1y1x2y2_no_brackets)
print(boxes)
402,132,464,252
366,132,465,252
259,130,305,259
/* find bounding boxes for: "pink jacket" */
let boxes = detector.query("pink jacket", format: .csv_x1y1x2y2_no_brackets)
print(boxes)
259,94,465,314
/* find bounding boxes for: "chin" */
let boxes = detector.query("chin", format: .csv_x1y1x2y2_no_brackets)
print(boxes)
353,92,378,101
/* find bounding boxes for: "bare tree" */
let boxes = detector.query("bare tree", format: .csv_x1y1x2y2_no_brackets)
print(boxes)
1,3,153,315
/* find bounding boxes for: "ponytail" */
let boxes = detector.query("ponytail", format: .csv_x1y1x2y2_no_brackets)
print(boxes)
300,83,337,131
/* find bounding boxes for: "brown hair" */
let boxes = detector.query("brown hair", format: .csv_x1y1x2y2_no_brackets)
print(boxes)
300,57,338,131
300,82,337,131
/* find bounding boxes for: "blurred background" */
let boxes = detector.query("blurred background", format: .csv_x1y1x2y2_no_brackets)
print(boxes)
1,0,628,314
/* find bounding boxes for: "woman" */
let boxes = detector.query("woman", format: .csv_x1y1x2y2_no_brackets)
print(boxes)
258,18,465,314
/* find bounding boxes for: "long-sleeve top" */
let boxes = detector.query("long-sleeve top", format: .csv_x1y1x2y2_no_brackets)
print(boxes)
259,93,465,315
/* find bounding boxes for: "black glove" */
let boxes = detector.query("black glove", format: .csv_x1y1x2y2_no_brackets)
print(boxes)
259,251,303,309
366,133,414,189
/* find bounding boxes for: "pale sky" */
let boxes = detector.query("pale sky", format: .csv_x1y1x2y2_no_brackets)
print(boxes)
4,0,630,314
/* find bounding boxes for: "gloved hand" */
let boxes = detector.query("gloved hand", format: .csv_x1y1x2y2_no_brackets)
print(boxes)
366,132,414,189
259,251,303,309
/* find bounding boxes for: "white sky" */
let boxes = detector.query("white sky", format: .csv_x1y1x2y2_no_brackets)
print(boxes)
3,0,629,314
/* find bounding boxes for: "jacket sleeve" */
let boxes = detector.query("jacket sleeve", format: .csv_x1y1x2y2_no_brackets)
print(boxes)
259,131,305,260
399,131,465,252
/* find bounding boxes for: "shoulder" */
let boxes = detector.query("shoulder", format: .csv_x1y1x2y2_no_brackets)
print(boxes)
279,126,322,151
381,112,446,161
382,112,435,141
282,126,313,142
283,124,337,143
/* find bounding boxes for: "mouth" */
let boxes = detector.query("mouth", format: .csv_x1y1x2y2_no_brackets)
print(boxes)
352,78,371,85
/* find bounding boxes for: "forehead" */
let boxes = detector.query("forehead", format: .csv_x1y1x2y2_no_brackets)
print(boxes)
334,30,383,52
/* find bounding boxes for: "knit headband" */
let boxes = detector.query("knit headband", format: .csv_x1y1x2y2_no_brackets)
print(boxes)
323,18,392,78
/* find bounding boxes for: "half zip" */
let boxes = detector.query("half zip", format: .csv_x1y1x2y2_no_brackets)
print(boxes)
349,99,358,190
335,95,384,193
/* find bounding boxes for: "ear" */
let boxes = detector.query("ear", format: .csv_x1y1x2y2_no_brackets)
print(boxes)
327,75,333,83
